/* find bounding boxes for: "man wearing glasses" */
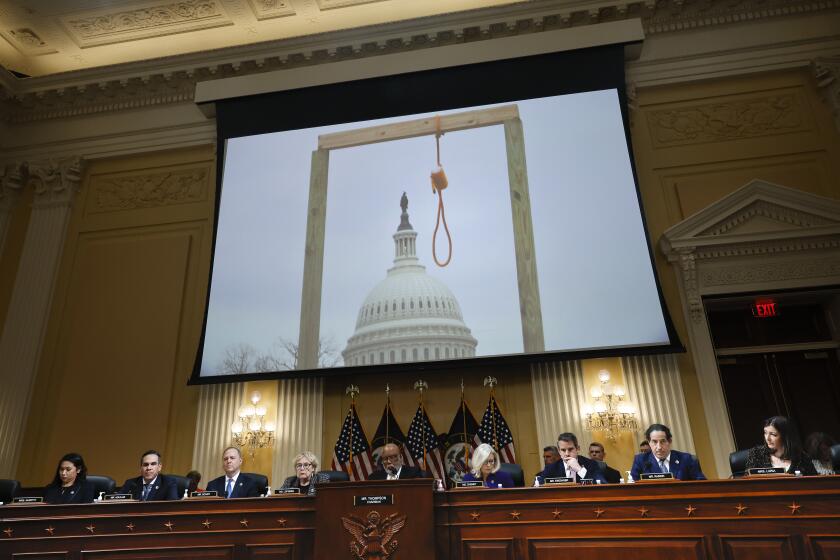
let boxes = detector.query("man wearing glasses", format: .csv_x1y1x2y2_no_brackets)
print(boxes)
369,443,424,480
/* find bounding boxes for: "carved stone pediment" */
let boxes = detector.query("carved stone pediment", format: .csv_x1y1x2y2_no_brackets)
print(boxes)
661,179,840,256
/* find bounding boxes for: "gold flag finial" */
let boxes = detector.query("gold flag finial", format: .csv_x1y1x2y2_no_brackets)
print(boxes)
346,384,360,400
483,376,497,389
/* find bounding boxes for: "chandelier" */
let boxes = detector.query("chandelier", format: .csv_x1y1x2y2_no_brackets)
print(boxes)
582,370,638,441
231,391,275,459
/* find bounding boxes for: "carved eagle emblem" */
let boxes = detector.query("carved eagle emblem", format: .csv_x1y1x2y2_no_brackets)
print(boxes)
341,510,407,560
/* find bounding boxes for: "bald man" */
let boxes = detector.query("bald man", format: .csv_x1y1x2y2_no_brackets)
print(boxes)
369,443,425,480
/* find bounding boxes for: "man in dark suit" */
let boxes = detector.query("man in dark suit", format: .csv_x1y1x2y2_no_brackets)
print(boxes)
588,442,622,484
630,423,706,481
206,447,262,498
368,443,424,480
119,450,178,501
539,433,607,484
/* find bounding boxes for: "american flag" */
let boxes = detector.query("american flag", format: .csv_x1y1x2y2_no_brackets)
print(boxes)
476,395,516,464
331,403,375,480
406,404,445,479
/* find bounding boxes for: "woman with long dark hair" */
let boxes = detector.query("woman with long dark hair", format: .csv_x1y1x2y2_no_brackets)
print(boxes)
44,452,96,504
745,416,817,476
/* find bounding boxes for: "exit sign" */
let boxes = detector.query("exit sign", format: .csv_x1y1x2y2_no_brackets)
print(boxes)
751,299,778,318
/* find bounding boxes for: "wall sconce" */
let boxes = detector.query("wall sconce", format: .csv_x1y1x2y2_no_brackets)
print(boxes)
582,369,638,441
231,390,275,460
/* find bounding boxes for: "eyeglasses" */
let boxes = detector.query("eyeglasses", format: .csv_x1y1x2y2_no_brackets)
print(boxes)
294,462,313,469
380,455,400,463
485,459,496,465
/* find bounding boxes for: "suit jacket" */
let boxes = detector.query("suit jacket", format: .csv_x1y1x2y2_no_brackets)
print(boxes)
539,456,608,484
463,470,515,488
44,480,96,504
601,463,622,484
119,475,179,501
368,465,425,480
206,473,262,498
279,472,330,496
630,450,706,481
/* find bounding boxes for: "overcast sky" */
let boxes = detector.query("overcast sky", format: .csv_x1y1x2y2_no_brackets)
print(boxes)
200,89,668,376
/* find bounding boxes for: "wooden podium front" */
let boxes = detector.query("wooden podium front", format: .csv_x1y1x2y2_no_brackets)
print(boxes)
314,478,435,560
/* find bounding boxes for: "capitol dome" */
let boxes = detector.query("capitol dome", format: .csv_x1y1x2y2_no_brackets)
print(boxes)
342,193,478,366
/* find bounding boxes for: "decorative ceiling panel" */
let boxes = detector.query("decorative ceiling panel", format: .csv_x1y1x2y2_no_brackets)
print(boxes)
60,0,233,48
1,28,57,56
315,0,386,10
246,0,295,20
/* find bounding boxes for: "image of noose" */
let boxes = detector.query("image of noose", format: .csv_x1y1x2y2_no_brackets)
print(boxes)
430,116,452,267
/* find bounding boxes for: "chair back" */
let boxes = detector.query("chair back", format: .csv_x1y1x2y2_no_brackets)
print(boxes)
242,472,269,494
320,470,350,482
0,478,20,503
830,443,840,472
87,475,116,495
498,462,524,487
166,474,190,497
729,449,749,478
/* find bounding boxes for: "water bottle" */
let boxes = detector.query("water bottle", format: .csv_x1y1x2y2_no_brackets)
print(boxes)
533,476,540,487
182,488,188,500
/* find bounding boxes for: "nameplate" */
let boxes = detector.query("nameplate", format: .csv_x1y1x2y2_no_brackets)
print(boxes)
640,472,675,481
274,488,301,495
747,467,786,476
190,490,218,498
543,477,574,485
455,480,484,488
12,496,43,504
102,493,134,501
354,495,393,506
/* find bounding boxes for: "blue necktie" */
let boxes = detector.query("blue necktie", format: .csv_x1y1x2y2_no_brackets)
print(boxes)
142,483,151,501
659,459,668,473
225,478,233,498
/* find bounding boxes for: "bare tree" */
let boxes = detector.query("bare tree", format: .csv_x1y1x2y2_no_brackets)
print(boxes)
219,342,258,374
218,337,341,374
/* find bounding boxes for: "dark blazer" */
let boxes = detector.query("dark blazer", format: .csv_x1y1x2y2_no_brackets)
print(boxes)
630,450,706,481
206,473,262,498
279,472,330,496
745,445,818,476
44,480,96,504
539,456,608,484
368,465,425,480
463,469,515,488
602,463,622,484
119,475,179,501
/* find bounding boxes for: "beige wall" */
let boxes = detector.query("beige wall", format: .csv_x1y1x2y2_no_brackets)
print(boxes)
631,67,840,478
15,146,215,486
9,66,840,486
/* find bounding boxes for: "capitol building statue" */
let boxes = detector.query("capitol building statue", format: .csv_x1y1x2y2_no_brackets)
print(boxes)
342,193,478,366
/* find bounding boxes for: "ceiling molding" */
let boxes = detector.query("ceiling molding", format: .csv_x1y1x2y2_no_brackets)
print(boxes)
1,0,839,124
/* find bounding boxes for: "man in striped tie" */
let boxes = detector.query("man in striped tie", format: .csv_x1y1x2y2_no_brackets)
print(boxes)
119,450,178,501
630,424,707,481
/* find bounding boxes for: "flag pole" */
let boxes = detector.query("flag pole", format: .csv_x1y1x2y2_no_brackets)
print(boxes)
414,379,429,472
460,378,470,464
483,376,499,453
385,383,391,445
346,384,360,479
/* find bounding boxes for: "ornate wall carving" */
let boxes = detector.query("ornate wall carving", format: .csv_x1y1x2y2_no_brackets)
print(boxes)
62,0,232,47
90,168,208,212
700,258,840,288
700,200,834,236
646,94,808,147
813,56,840,135
27,157,85,208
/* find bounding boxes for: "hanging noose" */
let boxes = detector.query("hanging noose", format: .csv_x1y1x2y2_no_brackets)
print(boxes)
430,116,452,267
